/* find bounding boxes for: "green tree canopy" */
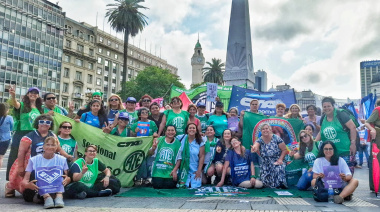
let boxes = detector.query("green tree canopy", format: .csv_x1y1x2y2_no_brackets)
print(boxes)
106,0,148,97
118,66,185,101
202,58,225,85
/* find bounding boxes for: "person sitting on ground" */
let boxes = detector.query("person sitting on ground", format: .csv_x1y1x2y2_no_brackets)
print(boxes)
290,130,320,190
213,129,233,185
149,125,182,189
202,125,219,184
22,136,70,209
312,141,359,204
64,145,121,199
57,121,78,166
251,123,288,188
217,137,263,189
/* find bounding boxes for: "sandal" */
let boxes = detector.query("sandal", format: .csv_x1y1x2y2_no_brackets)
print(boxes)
5,182,15,198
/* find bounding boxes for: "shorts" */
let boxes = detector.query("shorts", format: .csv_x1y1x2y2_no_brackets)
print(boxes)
0,140,10,155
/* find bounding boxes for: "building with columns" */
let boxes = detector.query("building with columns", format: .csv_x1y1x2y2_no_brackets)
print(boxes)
61,18,178,109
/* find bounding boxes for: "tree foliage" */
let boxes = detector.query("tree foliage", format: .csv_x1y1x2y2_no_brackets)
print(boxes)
118,66,185,101
106,0,149,97
202,58,225,85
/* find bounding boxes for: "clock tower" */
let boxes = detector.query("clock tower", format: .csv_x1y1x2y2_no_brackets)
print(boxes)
191,38,205,85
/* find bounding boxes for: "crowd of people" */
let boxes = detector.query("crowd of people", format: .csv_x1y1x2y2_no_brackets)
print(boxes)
1,84,374,209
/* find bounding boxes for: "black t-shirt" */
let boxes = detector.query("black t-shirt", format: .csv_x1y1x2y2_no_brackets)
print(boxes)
148,113,164,133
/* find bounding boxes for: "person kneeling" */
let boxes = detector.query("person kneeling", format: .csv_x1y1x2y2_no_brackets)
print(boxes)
216,137,263,188
311,141,359,204
22,136,70,209
64,145,121,199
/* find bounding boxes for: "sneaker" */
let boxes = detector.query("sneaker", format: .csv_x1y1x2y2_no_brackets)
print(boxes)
54,196,64,208
4,183,15,198
75,191,87,199
44,197,55,209
98,188,112,197
333,195,344,204
134,178,143,186
144,178,152,187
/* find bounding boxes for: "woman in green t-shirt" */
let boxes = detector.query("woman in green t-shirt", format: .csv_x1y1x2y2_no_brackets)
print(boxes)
207,101,228,138
7,86,43,182
57,121,78,164
158,97,189,136
149,125,182,189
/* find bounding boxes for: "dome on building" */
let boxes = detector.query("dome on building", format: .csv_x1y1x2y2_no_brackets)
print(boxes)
372,72,380,83
195,39,201,48
268,84,276,92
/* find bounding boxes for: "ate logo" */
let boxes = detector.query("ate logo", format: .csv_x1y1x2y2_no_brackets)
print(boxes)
123,150,145,173
172,117,185,129
62,144,72,154
323,126,337,140
159,147,174,161
82,170,93,182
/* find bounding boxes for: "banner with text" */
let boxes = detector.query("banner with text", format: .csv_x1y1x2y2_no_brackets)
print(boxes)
228,86,297,116
53,113,153,187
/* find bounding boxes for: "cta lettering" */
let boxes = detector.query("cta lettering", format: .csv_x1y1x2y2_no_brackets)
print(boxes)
117,140,143,147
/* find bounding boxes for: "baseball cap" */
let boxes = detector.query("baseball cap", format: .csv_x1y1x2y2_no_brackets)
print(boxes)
197,102,206,107
28,87,40,93
126,97,137,103
118,112,130,120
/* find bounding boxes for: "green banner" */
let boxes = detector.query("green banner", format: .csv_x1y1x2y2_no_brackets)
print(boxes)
170,84,246,111
53,113,153,187
242,112,304,150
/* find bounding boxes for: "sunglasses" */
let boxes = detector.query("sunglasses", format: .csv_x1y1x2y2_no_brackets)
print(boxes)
142,99,151,102
119,118,129,122
126,101,136,104
39,120,52,125
109,98,119,102
46,97,56,100
61,126,72,129
300,135,308,139
323,148,334,151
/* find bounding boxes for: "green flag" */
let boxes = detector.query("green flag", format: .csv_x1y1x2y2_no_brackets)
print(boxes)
242,112,304,150
53,113,153,187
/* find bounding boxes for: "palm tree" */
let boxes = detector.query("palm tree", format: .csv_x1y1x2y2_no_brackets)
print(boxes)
106,0,148,98
202,58,225,85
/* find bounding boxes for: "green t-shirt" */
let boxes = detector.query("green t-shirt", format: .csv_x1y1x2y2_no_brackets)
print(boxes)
15,102,41,131
320,109,351,156
207,114,228,137
111,126,130,137
120,110,138,128
164,110,189,135
58,136,77,157
195,114,209,133
130,120,158,136
152,136,182,178
73,158,106,188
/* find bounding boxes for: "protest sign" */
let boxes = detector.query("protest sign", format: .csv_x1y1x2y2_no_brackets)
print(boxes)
53,113,153,187
36,166,64,195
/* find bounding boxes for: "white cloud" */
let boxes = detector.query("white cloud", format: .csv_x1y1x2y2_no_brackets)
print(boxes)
281,50,295,64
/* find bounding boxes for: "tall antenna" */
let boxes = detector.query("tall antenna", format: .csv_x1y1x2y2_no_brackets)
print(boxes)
96,12,98,26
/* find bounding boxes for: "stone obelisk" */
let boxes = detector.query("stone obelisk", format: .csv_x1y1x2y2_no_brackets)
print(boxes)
223,0,255,88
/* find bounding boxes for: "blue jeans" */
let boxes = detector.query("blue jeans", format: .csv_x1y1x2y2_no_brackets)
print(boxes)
358,144,370,167
296,170,313,190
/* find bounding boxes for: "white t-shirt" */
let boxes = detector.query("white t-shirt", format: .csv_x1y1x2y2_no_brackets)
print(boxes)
312,157,351,176
26,154,68,172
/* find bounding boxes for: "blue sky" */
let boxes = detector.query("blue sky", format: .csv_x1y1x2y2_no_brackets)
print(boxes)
54,0,380,99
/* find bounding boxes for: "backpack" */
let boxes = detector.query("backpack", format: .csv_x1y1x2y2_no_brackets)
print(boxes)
313,177,342,202
320,108,360,141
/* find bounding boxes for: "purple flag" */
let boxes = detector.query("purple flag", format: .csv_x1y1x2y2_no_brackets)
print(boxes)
323,166,342,188
36,166,64,195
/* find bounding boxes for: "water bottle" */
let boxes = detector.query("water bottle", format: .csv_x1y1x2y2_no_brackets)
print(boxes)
328,185,334,203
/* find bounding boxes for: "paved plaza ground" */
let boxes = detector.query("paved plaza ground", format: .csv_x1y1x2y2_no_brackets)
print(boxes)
0,150,379,212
